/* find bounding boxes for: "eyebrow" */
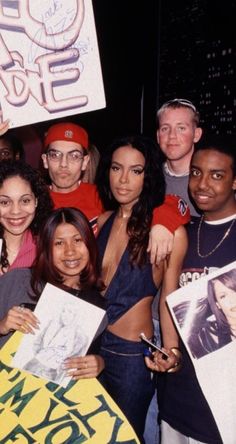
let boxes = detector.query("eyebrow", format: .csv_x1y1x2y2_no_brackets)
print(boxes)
191,165,226,173
0,193,33,198
111,161,145,168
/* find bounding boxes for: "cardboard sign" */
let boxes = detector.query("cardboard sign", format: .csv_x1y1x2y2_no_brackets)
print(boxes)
0,0,106,128
0,332,139,443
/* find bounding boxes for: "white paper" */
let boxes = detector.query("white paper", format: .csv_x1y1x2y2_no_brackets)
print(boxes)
167,261,236,444
0,0,105,128
12,283,106,387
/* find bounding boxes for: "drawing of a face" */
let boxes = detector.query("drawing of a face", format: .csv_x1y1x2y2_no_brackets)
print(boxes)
60,306,75,325
214,280,236,323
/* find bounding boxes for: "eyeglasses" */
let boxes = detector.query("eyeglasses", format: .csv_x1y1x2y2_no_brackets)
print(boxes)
161,98,197,112
46,149,84,163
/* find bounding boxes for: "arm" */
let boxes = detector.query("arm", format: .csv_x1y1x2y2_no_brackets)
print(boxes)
145,225,188,372
148,194,190,264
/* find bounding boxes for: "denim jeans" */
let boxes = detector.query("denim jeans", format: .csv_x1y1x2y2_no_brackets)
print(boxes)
99,330,155,443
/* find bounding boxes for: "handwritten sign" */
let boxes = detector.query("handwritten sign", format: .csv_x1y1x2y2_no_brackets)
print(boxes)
0,0,105,128
0,332,139,443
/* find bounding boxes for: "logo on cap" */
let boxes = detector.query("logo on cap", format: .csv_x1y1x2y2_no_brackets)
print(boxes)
65,130,73,139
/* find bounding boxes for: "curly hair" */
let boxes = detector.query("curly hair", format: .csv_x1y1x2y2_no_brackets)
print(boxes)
31,207,104,296
0,160,53,270
96,135,165,266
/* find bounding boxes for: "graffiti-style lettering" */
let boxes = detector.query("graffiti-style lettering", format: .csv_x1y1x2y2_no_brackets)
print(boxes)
0,1,84,51
35,49,88,112
0,378,39,416
0,49,88,112
0,425,36,444
70,394,123,439
44,421,86,444
29,398,74,433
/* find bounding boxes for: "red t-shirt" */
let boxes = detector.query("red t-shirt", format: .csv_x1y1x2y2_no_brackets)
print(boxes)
50,183,190,234
50,183,103,234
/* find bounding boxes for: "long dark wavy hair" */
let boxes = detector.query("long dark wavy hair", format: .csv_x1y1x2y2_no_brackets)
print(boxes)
96,135,166,266
0,160,53,271
31,207,104,296
208,269,236,334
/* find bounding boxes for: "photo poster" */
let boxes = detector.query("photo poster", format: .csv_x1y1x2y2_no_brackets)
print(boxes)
167,261,236,444
0,0,106,128
12,283,107,388
0,332,140,443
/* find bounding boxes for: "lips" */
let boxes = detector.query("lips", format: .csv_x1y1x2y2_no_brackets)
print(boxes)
6,218,27,227
192,193,214,203
115,188,131,195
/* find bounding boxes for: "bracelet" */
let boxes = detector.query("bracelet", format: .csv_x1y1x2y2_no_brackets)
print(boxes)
167,347,182,373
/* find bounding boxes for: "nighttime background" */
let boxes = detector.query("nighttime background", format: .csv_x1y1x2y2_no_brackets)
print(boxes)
88,0,236,148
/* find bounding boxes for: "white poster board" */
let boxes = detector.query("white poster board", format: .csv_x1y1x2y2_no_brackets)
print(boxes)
12,283,106,387
167,261,236,444
0,0,106,128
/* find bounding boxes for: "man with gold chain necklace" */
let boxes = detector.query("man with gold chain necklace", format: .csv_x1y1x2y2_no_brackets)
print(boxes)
147,135,236,444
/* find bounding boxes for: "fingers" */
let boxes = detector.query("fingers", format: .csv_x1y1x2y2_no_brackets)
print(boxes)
0,306,40,335
0,119,10,136
64,355,104,379
148,226,174,265
145,349,177,373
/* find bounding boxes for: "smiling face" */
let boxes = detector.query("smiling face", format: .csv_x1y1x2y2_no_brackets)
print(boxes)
42,140,89,193
157,107,202,165
109,145,145,211
0,176,37,238
189,149,236,220
214,280,236,324
52,222,90,288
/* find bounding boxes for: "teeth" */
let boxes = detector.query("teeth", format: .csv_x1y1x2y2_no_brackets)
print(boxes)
64,260,80,267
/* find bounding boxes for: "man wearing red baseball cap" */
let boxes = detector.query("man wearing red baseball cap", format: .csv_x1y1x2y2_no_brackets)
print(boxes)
42,121,190,260
42,122,103,233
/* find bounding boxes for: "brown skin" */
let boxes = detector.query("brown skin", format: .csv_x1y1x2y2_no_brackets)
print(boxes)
145,225,188,372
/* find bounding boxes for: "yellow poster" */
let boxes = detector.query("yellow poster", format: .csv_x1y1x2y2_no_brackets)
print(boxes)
0,333,139,443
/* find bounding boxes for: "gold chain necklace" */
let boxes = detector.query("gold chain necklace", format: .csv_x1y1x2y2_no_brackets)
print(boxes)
197,215,236,258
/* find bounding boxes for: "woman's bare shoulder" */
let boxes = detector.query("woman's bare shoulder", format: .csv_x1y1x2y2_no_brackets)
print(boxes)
97,211,114,233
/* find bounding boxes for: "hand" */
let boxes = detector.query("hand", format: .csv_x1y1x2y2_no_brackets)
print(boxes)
0,119,10,136
145,347,179,373
64,354,105,379
147,225,174,265
0,305,40,336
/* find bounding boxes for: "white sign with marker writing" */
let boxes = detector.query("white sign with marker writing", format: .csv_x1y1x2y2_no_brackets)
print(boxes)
0,0,105,128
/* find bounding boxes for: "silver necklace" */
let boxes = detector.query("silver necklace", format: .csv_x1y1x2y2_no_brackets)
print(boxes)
197,215,236,258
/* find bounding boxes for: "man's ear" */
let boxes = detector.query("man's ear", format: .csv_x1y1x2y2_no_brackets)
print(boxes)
81,154,90,172
41,153,49,169
193,127,203,143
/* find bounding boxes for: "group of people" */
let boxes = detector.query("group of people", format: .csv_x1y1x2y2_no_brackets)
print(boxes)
0,97,235,444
